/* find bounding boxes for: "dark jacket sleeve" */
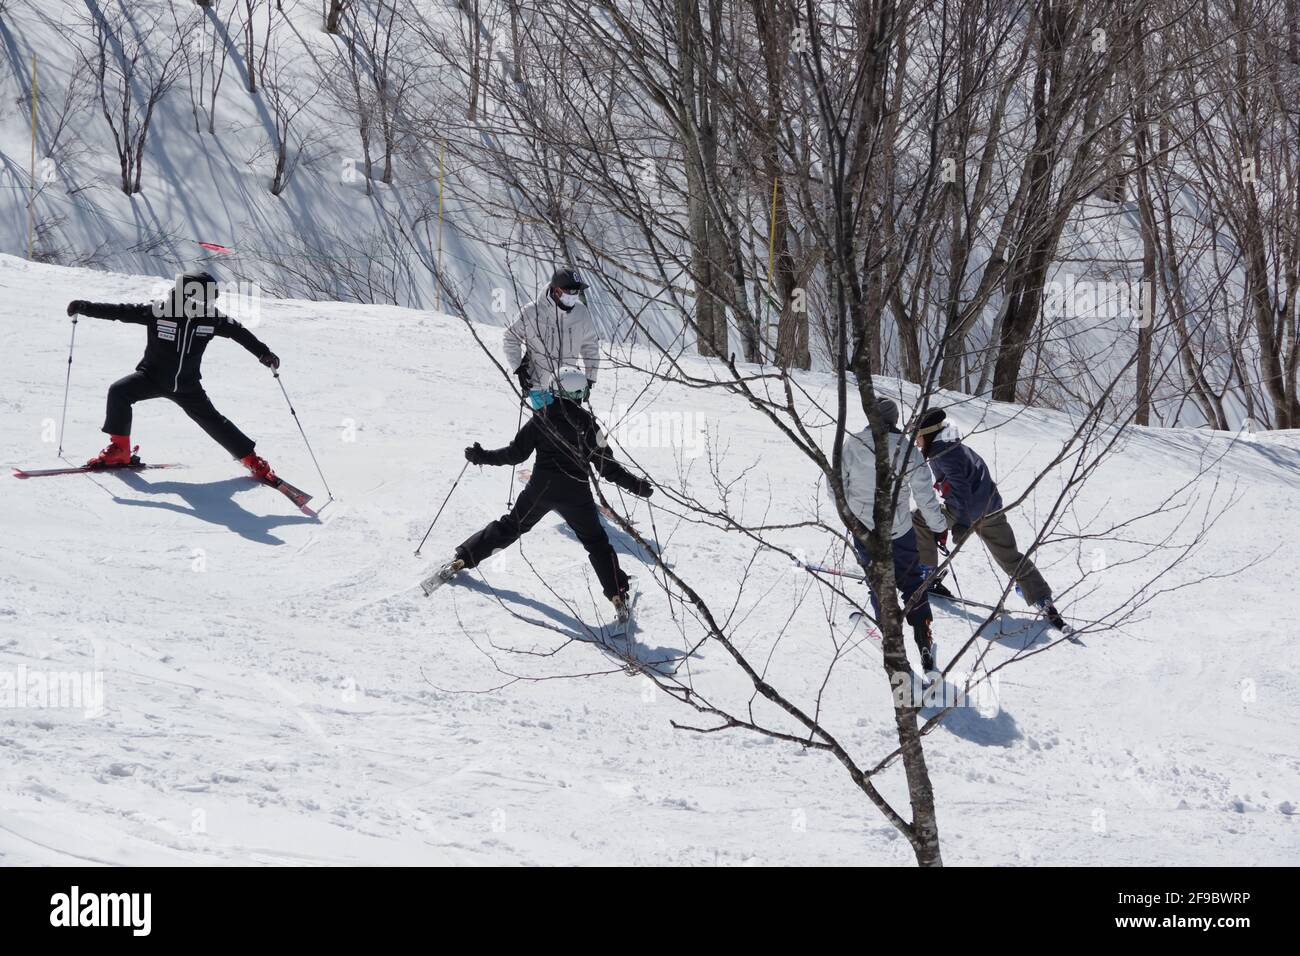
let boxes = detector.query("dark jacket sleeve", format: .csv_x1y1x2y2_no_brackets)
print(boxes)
586,424,640,492
478,418,537,467
215,314,272,360
78,302,154,325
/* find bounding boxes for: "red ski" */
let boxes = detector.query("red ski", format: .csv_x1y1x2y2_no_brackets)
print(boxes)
13,460,182,479
253,474,316,517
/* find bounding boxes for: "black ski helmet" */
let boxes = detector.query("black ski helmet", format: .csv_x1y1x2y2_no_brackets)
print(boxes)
180,270,219,300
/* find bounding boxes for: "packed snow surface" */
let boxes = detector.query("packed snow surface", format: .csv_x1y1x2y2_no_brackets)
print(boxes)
1,256,1296,865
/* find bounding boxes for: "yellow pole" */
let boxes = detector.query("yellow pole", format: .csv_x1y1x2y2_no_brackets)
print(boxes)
27,54,37,260
436,139,445,312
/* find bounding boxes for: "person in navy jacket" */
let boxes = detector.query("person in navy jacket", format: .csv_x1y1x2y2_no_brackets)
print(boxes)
912,408,1068,630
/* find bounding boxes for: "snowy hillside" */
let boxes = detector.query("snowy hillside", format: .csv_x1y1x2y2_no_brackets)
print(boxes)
0,1,583,325
1,254,1296,865
4,0,1289,436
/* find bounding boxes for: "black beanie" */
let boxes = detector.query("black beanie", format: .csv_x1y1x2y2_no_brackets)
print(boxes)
867,396,899,427
916,408,946,436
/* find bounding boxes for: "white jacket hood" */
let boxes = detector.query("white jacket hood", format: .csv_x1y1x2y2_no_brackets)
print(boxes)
930,421,963,445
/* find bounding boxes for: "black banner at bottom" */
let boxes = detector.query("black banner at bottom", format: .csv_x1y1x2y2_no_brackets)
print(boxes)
0,865,1286,942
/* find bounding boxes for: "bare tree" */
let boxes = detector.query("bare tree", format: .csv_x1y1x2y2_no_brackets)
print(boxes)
1177,0,1300,428
239,0,273,94
1129,13,1158,425
79,3,184,195
169,0,237,136
323,1,423,193
397,0,1257,869
257,36,320,195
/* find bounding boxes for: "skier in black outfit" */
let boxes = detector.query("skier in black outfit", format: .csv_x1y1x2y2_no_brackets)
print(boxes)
66,272,281,480
434,367,653,615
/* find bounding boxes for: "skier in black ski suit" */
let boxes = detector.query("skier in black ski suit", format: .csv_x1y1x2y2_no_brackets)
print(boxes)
436,367,653,613
66,272,281,480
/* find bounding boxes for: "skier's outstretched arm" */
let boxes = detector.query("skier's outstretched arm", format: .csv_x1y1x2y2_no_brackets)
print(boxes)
65,301,152,324
590,442,652,497
216,315,280,369
467,420,537,467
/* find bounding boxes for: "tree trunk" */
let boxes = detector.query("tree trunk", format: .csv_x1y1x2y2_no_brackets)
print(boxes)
1131,22,1154,426
272,137,287,196
325,0,345,34
991,247,1053,404
773,182,809,369
680,0,726,358
893,706,944,866
990,5,1082,403
686,156,725,357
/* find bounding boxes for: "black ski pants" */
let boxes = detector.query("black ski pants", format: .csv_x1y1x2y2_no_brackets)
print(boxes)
456,471,628,599
102,371,256,459
853,528,934,650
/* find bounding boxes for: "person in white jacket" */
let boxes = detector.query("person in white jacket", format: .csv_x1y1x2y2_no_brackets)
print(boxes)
841,396,949,672
504,267,600,409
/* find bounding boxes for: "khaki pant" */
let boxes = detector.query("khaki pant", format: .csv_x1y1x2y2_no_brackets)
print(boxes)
912,508,1052,606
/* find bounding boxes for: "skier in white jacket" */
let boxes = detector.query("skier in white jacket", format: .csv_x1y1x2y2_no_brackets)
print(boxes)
841,396,948,672
504,267,600,409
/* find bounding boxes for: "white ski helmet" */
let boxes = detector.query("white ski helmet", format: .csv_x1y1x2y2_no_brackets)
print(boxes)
549,365,589,401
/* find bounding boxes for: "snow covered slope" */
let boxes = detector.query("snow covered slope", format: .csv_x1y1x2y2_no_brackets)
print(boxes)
0,1,556,320
1,255,1296,865
0,0,1254,426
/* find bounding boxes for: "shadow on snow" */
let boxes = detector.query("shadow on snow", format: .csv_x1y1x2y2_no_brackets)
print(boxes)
452,574,684,676
110,472,317,544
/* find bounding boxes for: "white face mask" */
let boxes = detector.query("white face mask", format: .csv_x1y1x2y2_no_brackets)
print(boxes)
558,292,580,308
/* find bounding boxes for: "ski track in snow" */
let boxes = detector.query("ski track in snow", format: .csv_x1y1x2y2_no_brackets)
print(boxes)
1,256,1297,866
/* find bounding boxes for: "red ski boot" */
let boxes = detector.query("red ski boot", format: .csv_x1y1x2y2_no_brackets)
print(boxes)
240,452,276,482
86,435,135,469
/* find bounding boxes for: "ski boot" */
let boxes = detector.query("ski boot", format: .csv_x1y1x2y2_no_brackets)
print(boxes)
913,619,939,674
918,563,954,598
86,435,136,469
1035,597,1072,635
611,591,632,626
240,452,277,482
421,558,464,597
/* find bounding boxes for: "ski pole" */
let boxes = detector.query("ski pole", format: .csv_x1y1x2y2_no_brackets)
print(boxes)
799,559,867,581
938,544,969,603
415,459,469,557
939,544,960,593
940,545,996,684
56,317,78,458
646,496,669,590
506,397,525,508
273,370,334,502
